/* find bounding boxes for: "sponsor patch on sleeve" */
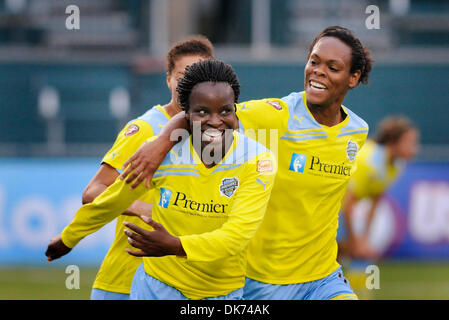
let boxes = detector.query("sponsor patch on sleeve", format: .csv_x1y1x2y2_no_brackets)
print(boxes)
124,124,139,137
257,159,273,173
266,100,282,110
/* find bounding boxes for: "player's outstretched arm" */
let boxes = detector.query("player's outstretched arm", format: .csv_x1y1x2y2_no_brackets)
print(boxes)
83,163,153,218
45,177,148,262
82,163,119,204
120,112,188,189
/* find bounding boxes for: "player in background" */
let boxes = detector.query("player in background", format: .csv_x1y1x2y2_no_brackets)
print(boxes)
47,59,277,300
338,116,419,299
119,26,374,300
45,36,214,300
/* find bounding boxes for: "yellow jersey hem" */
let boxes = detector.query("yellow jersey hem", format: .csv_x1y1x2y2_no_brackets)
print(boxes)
143,262,242,300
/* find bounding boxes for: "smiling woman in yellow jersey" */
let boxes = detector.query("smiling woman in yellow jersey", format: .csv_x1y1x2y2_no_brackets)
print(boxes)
48,60,276,300
45,36,215,300
237,26,373,300
118,26,374,300
128,130,276,299
238,91,367,299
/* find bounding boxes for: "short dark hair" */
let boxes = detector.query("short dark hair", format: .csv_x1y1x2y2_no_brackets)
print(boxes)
177,59,240,112
167,35,214,75
375,115,417,145
308,26,374,85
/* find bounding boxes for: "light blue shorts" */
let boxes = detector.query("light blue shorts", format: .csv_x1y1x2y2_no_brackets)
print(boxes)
243,266,357,300
90,288,130,300
130,263,243,300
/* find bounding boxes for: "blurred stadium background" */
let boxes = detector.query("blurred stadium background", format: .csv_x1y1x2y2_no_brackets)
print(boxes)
0,0,448,300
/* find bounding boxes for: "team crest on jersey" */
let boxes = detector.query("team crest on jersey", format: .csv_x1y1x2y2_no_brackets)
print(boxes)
125,124,139,137
267,100,282,110
219,177,239,198
346,140,358,162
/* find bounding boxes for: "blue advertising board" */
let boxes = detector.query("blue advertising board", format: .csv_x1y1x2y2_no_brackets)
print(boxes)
0,158,114,266
383,162,449,259
345,161,449,260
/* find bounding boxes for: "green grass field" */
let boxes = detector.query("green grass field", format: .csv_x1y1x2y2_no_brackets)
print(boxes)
344,260,449,300
0,265,98,300
1,260,449,300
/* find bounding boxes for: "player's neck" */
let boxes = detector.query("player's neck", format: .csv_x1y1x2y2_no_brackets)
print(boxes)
163,101,182,118
308,102,346,127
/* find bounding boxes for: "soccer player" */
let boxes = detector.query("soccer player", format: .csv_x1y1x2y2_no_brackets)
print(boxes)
45,36,214,300
119,26,374,300
338,116,419,298
48,59,277,300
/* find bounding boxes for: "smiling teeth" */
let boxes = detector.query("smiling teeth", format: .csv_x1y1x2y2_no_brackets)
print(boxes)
310,81,327,89
203,129,222,137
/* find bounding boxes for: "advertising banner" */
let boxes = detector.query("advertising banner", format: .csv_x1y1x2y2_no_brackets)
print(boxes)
351,162,449,259
0,159,114,266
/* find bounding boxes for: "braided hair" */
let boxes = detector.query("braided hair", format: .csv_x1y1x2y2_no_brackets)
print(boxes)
177,59,240,111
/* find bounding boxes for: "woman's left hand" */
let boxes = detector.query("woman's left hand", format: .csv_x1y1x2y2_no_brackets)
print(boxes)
124,216,186,257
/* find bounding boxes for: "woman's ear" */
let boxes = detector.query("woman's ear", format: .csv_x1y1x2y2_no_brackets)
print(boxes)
166,72,171,90
348,70,361,89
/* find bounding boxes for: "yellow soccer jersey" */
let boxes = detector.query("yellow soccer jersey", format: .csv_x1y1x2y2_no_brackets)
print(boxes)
62,131,276,299
142,131,276,299
348,139,403,200
237,91,369,284
62,104,171,294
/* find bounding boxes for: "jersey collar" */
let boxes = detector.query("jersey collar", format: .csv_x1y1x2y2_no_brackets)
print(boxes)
189,131,240,172
302,91,349,133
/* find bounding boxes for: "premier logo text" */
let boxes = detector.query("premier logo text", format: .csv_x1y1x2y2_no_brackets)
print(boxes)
309,156,351,176
173,192,228,213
